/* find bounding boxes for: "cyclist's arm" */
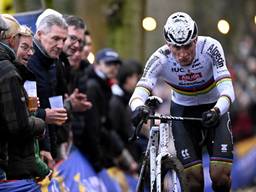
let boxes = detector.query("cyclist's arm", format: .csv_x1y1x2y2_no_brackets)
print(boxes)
129,86,151,111
129,54,162,110
211,39,235,115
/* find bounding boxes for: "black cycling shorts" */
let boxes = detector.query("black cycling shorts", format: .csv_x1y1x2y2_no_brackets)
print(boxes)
170,101,233,168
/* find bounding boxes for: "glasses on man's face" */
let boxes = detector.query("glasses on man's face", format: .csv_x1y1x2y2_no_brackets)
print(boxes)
69,35,85,47
20,44,35,54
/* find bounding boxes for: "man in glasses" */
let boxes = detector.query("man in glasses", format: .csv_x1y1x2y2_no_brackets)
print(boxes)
129,12,235,192
61,15,86,93
56,15,91,160
16,25,34,66
63,15,85,57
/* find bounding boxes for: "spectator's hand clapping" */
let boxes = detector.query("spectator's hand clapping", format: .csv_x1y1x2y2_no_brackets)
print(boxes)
68,88,92,112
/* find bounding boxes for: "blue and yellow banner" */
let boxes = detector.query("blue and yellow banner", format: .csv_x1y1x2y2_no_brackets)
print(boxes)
0,179,40,192
40,148,138,192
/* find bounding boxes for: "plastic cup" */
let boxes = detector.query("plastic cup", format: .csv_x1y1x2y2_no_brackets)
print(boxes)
24,81,38,112
49,96,64,109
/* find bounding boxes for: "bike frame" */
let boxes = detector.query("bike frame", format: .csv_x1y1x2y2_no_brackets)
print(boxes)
135,114,201,192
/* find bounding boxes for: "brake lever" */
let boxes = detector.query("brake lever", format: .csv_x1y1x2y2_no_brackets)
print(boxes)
129,119,145,142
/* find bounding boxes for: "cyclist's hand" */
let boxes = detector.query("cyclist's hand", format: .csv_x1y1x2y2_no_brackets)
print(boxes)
202,107,220,127
131,105,150,128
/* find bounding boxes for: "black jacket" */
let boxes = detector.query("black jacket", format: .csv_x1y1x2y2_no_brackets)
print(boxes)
109,90,133,144
109,88,144,162
73,66,123,171
0,42,45,179
27,39,68,158
68,59,90,94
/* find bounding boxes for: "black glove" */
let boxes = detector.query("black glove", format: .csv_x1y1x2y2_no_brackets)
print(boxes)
131,105,150,128
202,107,220,128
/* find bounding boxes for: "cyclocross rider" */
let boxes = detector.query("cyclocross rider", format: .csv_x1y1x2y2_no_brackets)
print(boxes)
129,12,235,192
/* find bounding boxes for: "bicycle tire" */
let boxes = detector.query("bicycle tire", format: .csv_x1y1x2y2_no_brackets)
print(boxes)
153,156,188,192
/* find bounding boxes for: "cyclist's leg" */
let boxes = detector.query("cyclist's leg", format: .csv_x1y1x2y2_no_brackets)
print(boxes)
171,102,205,192
210,161,232,192
207,112,233,192
184,164,204,192
172,121,204,192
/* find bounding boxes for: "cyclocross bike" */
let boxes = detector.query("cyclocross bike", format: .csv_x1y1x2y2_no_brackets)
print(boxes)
130,96,202,192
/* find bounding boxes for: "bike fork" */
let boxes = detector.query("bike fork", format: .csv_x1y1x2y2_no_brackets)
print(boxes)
156,122,177,192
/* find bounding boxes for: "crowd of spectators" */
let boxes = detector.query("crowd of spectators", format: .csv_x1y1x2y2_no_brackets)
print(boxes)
0,9,144,191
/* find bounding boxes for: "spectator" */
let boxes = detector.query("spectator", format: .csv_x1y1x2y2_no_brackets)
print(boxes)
16,25,34,65
15,25,51,179
75,48,122,171
109,60,144,173
81,30,93,64
57,15,92,160
62,15,88,93
27,13,69,164
28,10,91,165
15,25,36,83
0,14,46,190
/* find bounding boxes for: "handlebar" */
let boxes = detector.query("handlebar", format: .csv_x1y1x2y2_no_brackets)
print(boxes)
129,96,202,141
148,114,202,121
129,113,202,141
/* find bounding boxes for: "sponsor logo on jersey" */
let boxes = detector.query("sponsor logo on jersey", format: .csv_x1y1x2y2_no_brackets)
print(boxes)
178,72,202,81
207,44,224,69
221,144,228,153
178,79,205,86
171,67,185,72
181,149,190,160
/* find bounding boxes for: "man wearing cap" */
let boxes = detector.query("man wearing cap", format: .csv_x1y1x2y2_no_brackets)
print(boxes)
74,48,123,171
0,14,46,191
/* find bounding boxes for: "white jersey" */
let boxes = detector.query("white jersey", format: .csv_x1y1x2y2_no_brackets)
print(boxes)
130,36,235,115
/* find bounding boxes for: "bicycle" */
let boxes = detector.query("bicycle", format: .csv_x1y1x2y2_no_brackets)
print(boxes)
130,96,202,192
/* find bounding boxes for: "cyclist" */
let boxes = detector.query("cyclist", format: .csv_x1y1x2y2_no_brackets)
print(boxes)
129,12,235,192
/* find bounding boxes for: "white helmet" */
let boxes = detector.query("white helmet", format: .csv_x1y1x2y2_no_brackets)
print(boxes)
163,12,198,46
